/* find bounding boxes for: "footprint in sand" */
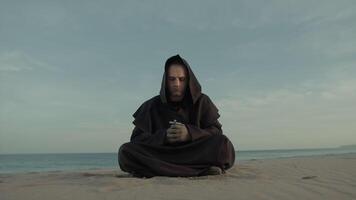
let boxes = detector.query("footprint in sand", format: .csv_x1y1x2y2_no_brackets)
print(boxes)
301,175,318,180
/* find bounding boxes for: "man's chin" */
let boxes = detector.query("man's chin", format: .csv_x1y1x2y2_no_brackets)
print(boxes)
170,95,184,102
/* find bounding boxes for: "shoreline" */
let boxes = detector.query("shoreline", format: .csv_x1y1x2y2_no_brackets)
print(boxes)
1,152,356,175
236,151,356,163
1,153,355,200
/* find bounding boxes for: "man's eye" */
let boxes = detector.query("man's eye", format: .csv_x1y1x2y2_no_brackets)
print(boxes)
179,78,186,81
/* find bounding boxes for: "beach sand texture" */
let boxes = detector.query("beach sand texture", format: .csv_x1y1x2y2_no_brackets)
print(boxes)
1,154,355,200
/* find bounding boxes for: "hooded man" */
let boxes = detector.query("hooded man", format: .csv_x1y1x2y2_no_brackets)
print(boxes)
118,54,235,178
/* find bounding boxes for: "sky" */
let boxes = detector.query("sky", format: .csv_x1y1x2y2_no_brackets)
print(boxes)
0,0,355,154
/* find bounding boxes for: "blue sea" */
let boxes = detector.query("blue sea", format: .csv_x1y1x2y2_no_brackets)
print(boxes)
1,148,356,174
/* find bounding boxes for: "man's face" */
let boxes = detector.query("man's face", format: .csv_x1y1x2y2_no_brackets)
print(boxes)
166,64,188,102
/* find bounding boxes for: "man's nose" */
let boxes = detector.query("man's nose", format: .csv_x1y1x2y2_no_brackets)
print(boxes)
173,79,180,87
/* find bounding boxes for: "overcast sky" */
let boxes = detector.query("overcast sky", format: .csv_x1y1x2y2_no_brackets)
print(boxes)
1,0,355,154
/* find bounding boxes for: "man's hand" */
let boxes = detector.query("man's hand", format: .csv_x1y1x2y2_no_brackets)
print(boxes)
166,123,191,144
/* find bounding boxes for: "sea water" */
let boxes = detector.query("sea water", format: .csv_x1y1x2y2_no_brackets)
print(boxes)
1,148,356,174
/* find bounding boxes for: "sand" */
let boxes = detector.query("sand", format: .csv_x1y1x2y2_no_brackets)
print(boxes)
1,153,355,200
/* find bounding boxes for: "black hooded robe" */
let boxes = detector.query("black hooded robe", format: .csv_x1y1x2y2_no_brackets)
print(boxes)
118,54,236,178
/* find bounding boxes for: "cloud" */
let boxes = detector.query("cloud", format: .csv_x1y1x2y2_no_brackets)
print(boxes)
320,79,356,100
216,78,356,149
218,78,356,116
0,51,55,72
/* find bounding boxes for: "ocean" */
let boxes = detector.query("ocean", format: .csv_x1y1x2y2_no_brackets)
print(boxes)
1,148,356,174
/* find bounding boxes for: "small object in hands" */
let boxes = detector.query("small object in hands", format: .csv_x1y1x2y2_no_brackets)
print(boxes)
169,119,183,126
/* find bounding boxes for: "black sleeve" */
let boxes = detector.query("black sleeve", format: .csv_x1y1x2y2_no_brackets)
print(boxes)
185,119,223,141
130,126,168,146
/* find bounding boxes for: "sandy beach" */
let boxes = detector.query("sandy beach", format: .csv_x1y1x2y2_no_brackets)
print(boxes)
1,153,355,200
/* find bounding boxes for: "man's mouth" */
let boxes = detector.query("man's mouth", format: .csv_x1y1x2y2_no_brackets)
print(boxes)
172,91,182,96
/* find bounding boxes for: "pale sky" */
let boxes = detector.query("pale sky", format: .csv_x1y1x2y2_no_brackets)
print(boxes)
1,0,356,154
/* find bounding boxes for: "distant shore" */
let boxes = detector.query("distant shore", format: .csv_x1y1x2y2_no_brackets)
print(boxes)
1,153,355,200
2,147,356,174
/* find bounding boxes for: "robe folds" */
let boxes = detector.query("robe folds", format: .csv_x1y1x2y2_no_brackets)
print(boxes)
118,54,236,178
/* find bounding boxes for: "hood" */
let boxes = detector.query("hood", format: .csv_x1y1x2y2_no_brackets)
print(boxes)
159,54,202,105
